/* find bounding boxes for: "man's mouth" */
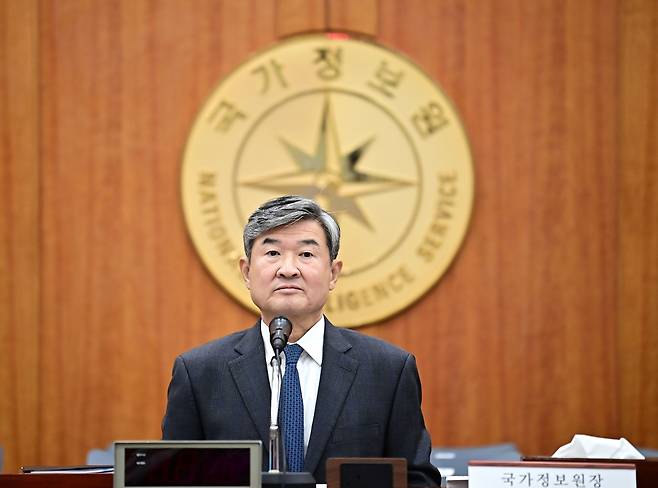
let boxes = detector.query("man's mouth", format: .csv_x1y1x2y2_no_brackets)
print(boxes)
274,285,303,292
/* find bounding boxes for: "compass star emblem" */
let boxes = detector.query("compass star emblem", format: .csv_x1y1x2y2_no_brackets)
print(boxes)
240,94,413,230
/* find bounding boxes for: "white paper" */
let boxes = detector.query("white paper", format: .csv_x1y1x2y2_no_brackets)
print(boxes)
553,434,645,459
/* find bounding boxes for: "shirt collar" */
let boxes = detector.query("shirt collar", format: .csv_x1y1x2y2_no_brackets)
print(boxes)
295,316,324,366
260,316,325,366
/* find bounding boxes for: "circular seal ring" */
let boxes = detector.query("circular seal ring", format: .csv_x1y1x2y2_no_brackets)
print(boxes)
181,33,474,327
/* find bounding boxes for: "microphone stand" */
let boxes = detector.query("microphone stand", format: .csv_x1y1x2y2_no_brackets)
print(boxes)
268,350,285,473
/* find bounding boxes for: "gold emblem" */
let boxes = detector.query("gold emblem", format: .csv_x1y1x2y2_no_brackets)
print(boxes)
182,34,474,327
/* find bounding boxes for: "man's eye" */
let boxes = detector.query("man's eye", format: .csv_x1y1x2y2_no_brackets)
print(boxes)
301,251,313,258
266,250,279,256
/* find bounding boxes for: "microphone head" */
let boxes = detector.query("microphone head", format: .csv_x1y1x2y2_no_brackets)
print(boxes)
269,316,292,354
270,316,292,334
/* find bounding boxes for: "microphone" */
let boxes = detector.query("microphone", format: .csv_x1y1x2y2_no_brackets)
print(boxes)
269,316,292,356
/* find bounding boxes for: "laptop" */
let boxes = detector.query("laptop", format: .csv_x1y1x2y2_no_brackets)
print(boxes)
114,440,262,488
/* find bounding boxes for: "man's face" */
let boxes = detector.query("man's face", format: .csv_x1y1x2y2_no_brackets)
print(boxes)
239,219,342,328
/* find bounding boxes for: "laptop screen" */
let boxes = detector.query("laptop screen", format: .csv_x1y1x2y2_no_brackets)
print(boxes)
114,441,261,488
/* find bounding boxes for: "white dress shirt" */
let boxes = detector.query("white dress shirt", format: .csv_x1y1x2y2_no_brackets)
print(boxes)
261,317,324,453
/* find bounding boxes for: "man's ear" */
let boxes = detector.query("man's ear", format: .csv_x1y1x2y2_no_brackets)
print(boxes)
329,259,343,290
239,256,251,289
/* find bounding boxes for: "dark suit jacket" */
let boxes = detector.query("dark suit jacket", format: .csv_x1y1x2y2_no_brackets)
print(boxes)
161,319,440,484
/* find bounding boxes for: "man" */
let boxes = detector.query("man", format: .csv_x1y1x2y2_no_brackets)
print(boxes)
162,195,440,485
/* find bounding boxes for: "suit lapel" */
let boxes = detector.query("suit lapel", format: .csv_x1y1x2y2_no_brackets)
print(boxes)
304,320,358,475
228,322,271,448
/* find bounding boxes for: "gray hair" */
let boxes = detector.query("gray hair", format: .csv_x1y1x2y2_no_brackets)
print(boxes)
243,195,340,261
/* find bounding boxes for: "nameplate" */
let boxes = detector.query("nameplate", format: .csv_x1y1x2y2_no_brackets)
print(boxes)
468,461,636,488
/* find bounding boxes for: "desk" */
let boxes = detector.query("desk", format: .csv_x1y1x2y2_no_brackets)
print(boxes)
0,474,112,487
0,475,334,488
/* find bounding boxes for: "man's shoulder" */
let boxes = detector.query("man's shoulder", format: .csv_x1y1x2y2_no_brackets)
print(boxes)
178,324,259,363
330,324,411,362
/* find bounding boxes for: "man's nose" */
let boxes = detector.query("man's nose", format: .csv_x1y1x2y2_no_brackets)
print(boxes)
277,254,300,277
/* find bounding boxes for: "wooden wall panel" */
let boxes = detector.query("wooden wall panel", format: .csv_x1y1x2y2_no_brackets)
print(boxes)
37,0,274,466
328,0,378,36
276,0,325,37
0,0,656,474
372,0,620,455
0,0,41,472
618,0,658,449
276,0,377,38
